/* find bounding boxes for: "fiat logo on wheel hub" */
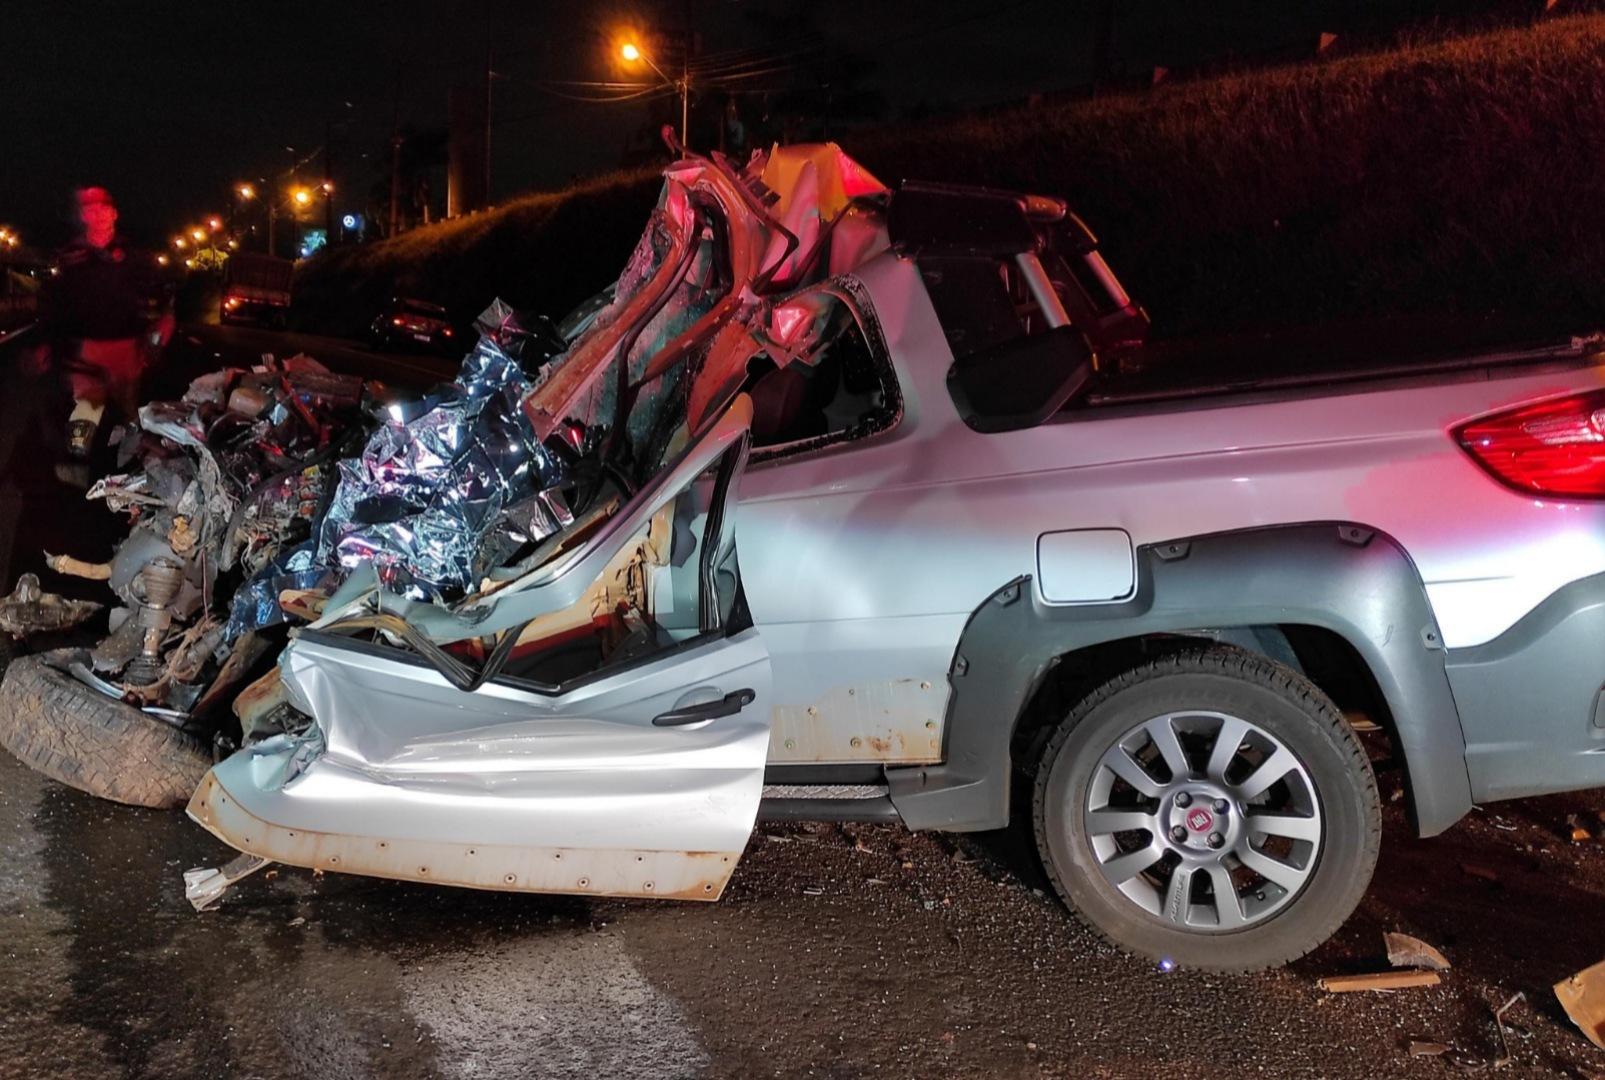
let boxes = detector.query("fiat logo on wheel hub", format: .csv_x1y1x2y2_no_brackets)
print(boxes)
1184,806,1214,833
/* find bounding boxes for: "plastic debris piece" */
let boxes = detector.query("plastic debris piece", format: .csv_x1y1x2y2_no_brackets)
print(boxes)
183,853,271,911
1317,971,1442,992
1556,961,1605,1049
1408,1041,1450,1057
1493,991,1525,1067
0,574,102,638
1385,932,1452,972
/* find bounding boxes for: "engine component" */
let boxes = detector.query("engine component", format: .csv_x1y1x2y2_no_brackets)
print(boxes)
0,574,102,638
124,559,185,686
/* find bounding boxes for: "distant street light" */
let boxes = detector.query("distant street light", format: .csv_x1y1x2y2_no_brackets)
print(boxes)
173,236,188,250
206,216,222,231
236,182,256,201
190,227,206,242
619,38,688,145
291,187,312,207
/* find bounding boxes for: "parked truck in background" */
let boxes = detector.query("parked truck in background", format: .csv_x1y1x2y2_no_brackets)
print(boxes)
219,252,293,327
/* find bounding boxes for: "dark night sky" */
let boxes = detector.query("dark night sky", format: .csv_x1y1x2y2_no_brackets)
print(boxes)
1,1,1518,252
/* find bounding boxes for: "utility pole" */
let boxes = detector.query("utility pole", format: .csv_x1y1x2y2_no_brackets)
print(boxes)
681,0,693,146
289,168,301,257
388,66,403,238
484,44,495,207
324,120,336,247
388,133,403,237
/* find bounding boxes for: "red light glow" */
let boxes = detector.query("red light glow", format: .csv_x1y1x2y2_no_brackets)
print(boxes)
1456,389,1605,498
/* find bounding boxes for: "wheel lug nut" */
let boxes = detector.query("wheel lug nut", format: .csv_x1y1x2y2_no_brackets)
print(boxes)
1170,826,1187,843
1174,791,1192,808
1207,832,1225,849
1214,799,1229,814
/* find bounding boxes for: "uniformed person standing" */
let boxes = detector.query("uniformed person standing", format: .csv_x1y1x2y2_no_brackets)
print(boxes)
35,186,172,467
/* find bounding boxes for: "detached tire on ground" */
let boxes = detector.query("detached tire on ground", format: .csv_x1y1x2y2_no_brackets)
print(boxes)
1033,647,1381,972
0,648,212,809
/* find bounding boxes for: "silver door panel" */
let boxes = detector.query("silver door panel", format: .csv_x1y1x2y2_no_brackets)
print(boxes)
190,629,772,899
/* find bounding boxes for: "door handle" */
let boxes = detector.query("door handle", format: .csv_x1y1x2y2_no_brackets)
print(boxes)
652,688,756,727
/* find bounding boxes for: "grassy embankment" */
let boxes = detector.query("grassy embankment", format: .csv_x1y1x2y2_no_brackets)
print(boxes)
293,15,1605,343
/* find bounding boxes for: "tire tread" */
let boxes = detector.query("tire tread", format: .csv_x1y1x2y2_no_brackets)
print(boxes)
0,648,211,809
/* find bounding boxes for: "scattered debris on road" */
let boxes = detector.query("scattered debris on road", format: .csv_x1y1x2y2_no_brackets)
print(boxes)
0,573,100,638
1493,991,1525,1067
1568,812,1596,842
1556,959,1605,1049
183,852,271,911
1384,931,1452,972
1316,931,1452,994
1317,971,1442,993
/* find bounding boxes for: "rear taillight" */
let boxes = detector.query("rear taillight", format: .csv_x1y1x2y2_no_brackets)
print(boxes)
1455,389,1605,498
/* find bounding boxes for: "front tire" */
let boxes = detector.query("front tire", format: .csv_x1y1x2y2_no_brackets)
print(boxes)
1033,647,1379,972
0,648,212,809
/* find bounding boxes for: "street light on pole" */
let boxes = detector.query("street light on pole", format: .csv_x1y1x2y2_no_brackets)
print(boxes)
620,38,688,145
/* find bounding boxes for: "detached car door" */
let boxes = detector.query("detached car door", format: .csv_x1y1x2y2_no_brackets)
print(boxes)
189,399,771,901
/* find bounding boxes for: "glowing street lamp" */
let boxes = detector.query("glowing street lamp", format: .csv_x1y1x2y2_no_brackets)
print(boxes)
206,216,222,231
191,227,207,242
291,187,312,208
236,182,256,200
619,37,688,145
173,236,188,250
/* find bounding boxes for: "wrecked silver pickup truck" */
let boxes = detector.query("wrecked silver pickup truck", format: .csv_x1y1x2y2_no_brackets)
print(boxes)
7,137,1605,974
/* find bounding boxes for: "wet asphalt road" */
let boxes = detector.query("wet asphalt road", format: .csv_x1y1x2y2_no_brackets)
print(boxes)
6,743,1605,1079
5,328,1605,1077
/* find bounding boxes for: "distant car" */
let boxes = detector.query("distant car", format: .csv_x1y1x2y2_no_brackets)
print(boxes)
369,298,457,353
